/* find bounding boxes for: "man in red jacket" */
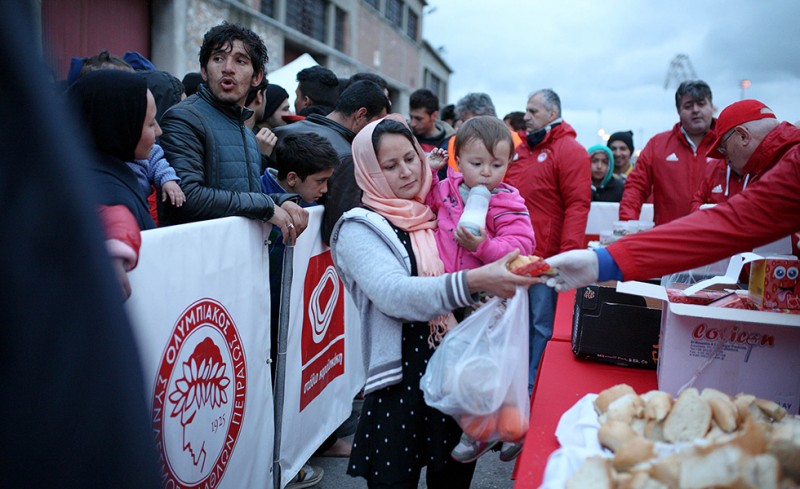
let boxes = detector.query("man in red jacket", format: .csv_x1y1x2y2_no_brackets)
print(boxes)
543,99,800,290
504,88,591,392
619,80,721,225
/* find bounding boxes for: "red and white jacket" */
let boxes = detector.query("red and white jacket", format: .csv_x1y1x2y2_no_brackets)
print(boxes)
620,121,721,225
690,160,750,211
609,122,800,281
504,122,591,259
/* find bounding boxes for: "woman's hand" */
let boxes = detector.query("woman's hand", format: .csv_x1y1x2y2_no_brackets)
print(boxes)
466,250,544,298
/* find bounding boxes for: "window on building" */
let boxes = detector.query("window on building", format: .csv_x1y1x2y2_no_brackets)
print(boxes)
334,7,347,52
426,70,442,99
287,0,327,43
406,9,418,41
259,0,275,18
385,0,402,28
364,0,379,9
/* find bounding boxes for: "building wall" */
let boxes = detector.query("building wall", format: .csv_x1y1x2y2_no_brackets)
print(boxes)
38,0,451,111
39,0,150,80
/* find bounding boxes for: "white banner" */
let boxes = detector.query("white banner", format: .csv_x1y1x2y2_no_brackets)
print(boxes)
278,206,365,486
126,217,274,489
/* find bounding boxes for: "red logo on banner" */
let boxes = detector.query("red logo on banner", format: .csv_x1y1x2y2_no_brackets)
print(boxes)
300,251,346,411
152,299,247,488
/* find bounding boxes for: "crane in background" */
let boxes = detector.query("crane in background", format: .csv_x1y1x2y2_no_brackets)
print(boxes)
664,54,698,90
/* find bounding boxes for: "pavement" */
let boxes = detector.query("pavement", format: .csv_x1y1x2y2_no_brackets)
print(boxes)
304,399,517,489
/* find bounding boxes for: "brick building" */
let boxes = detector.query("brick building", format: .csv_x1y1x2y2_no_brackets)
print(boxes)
37,0,451,110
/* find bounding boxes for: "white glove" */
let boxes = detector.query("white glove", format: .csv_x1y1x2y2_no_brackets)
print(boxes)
544,250,599,292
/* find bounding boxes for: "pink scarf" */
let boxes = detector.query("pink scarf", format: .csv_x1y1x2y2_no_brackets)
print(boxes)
351,114,456,347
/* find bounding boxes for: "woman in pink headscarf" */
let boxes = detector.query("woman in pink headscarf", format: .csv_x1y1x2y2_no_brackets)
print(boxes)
330,114,538,488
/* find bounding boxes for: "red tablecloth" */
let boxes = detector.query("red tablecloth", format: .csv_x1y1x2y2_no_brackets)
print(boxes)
552,290,575,343
513,341,657,488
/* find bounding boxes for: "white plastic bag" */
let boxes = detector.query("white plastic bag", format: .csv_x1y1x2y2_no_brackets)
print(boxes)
420,287,530,442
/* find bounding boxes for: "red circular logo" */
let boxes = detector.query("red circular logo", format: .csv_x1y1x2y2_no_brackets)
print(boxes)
152,299,247,488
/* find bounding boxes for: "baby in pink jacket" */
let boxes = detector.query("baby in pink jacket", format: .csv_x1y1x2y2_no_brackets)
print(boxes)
425,115,535,463
426,116,535,274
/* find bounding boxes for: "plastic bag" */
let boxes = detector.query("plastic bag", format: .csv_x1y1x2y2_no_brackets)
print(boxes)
420,286,530,442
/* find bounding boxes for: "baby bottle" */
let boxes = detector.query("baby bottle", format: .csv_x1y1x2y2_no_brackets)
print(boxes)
458,185,491,236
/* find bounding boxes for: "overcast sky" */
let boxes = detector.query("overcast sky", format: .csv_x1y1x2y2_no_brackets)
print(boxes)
422,0,800,150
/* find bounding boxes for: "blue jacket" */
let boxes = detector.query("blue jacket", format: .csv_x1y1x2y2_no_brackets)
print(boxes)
159,84,284,225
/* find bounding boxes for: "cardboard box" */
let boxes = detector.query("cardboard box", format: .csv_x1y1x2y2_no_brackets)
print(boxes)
572,281,662,369
749,255,800,310
618,281,800,415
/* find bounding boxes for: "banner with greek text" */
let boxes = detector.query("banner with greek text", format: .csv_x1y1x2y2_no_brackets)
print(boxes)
126,217,274,489
278,206,365,486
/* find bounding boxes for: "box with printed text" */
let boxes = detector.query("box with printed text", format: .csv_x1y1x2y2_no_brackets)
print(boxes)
618,280,800,415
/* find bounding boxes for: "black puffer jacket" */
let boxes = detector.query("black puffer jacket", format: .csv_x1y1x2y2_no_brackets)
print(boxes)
159,84,279,225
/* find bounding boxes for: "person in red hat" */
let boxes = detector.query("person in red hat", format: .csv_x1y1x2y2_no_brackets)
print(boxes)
691,99,779,210
537,99,800,290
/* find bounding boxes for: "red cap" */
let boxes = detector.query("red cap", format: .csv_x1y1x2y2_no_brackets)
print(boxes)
707,99,776,158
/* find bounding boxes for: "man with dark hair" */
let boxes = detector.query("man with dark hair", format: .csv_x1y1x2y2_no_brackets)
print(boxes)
273,80,390,244
408,88,454,164
159,22,303,240
504,88,591,395
181,72,203,96
440,103,456,128
619,80,720,225
295,65,340,116
503,111,526,132
346,72,390,100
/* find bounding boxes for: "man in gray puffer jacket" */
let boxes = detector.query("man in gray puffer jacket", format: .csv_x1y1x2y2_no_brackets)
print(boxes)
160,22,302,238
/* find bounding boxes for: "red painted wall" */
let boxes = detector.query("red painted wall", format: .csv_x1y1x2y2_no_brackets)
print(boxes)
41,0,150,80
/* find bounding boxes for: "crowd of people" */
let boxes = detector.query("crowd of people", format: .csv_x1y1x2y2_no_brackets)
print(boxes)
19,14,800,489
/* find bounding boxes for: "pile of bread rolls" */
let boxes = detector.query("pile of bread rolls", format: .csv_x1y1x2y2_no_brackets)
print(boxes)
566,384,800,489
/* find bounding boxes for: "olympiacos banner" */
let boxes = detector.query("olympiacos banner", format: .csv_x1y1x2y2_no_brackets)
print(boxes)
278,206,365,486
126,217,275,489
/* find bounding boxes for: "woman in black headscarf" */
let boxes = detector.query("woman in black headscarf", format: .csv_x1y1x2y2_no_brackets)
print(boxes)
69,70,160,229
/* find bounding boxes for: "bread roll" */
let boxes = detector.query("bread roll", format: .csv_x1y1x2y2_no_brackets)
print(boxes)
567,456,613,489
663,389,711,442
614,436,656,472
627,471,669,489
757,398,788,422
707,396,739,432
648,452,686,487
598,420,639,452
595,384,636,415
643,419,665,442
700,387,733,402
768,422,800,482
604,393,644,424
679,444,745,488
742,453,781,489
642,390,673,422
